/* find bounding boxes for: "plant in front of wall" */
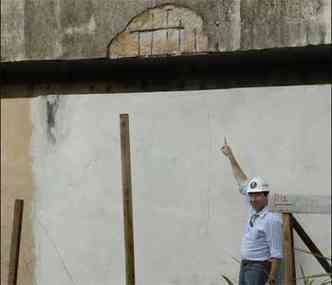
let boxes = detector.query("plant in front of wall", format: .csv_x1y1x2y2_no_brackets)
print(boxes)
221,274,235,285
220,256,240,284
298,265,332,285
295,247,332,285
220,265,332,284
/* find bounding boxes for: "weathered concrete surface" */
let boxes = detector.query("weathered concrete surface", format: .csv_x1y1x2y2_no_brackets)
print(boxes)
1,0,330,61
241,0,331,49
1,0,25,61
1,98,35,285
23,0,63,60
31,95,126,285
29,85,330,285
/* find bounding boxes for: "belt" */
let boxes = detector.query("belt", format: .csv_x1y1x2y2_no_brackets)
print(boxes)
242,259,271,268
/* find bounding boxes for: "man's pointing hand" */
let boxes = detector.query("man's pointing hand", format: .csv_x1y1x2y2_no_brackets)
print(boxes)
221,137,232,157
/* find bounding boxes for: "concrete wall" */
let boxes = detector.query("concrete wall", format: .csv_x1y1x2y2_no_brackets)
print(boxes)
1,1,331,284
25,85,330,285
1,99,35,285
1,0,331,61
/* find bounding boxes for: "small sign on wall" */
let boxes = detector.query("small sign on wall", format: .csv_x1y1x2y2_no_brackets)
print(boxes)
269,193,331,214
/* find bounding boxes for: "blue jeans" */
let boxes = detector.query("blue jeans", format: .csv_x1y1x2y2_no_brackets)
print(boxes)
239,261,269,285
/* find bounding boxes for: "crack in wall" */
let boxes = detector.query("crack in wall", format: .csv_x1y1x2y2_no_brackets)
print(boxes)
36,216,77,285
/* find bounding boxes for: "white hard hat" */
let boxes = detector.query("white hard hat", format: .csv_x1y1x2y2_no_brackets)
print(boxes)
246,176,270,193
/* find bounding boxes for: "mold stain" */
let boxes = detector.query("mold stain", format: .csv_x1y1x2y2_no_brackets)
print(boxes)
46,96,60,143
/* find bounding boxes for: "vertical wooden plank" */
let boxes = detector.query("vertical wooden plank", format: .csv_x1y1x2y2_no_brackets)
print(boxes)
283,213,296,285
120,114,136,285
8,199,24,285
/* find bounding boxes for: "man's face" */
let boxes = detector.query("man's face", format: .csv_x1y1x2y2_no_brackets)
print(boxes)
249,192,268,211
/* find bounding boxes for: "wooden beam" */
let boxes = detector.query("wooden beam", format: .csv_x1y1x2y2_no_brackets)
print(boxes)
8,199,24,285
120,114,136,285
269,193,331,214
291,214,332,274
283,213,296,285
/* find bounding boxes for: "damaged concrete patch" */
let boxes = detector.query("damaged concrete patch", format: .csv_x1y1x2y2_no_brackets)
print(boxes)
108,4,209,58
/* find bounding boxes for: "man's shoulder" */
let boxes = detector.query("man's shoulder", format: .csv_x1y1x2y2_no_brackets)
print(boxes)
265,211,283,223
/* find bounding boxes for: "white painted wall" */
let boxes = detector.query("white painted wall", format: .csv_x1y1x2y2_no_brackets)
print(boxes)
31,85,331,285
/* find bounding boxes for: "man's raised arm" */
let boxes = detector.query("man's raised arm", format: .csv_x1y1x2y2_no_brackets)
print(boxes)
220,138,248,186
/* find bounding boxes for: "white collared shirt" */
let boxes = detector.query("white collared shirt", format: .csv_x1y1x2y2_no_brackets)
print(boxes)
239,184,283,261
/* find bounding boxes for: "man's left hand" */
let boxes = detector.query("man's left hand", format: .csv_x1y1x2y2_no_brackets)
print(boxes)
267,275,276,285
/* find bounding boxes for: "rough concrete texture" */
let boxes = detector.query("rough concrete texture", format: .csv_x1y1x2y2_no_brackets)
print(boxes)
1,99,35,285
1,0,330,61
30,85,331,285
240,0,331,49
1,0,25,61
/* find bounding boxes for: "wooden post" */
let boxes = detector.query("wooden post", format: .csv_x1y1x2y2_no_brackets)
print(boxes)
8,199,24,285
283,213,296,285
120,114,136,285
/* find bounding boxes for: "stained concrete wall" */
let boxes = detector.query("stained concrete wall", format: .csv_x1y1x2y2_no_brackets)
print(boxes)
1,1,331,284
26,85,330,285
1,0,331,61
1,99,35,285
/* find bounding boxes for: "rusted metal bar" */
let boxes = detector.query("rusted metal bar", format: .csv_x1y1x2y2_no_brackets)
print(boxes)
130,26,184,34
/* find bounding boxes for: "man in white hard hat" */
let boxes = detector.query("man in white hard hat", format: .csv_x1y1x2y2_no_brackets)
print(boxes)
221,138,283,285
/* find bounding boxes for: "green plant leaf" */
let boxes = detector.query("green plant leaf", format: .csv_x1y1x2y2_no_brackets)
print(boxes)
221,274,234,285
298,265,331,285
300,265,310,285
297,273,332,280
320,279,332,285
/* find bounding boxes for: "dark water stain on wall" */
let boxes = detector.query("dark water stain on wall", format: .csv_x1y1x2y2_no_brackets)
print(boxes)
46,95,60,143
